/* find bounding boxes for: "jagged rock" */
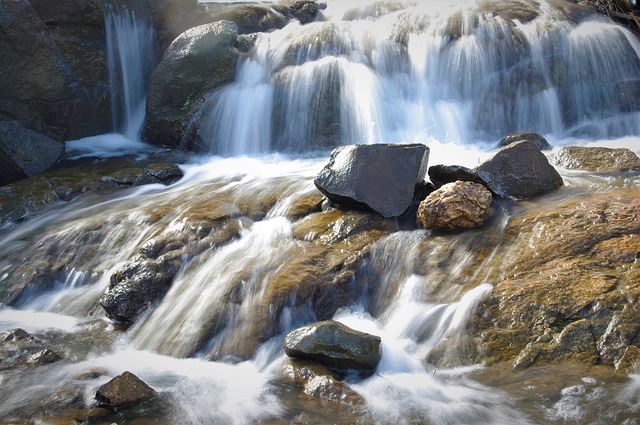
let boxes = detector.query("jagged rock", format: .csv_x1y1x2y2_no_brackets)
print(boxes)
417,181,493,231
144,20,241,148
314,144,429,218
554,146,640,172
28,348,63,366
284,320,382,373
497,132,551,150
474,140,563,199
614,346,640,377
478,188,640,367
513,320,598,368
280,358,365,405
95,371,157,408
0,121,64,177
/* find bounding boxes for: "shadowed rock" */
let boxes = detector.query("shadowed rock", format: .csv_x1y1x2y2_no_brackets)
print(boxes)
497,132,551,150
314,144,429,217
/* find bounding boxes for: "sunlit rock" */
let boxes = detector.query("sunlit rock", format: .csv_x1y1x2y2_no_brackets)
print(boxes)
475,140,563,199
554,145,640,172
284,320,382,373
28,348,63,366
314,143,429,218
478,188,640,368
95,371,157,409
279,358,366,405
417,181,493,231
513,320,598,369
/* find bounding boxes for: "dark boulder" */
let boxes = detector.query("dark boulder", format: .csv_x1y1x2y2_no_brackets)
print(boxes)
554,145,640,172
615,79,640,112
95,371,157,409
143,20,241,148
314,144,429,217
428,164,492,190
0,121,65,177
284,320,382,373
0,147,28,186
474,141,563,199
0,0,109,140
497,132,551,150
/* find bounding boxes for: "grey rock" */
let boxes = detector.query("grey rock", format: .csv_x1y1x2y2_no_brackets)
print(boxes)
284,320,382,372
0,121,64,176
314,144,429,217
475,141,563,199
95,371,157,408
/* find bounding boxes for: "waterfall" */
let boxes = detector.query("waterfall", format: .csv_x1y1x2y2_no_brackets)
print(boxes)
104,3,156,140
197,0,640,155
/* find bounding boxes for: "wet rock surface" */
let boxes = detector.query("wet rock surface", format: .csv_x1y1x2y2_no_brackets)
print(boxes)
284,320,382,373
474,140,563,199
554,145,640,172
477,187,640,369
95,371,158,408
314,143,429,218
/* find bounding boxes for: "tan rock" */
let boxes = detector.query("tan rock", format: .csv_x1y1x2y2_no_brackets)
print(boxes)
417,181,493,230
554,146,640,172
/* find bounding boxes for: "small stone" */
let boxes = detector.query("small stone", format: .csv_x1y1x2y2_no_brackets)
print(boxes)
95,371,157,408
497,132,551,150
28,348,63,365
417,181,493,231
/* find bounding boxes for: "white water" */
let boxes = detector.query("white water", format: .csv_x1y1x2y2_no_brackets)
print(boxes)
104,3,156,140
196,0,640,156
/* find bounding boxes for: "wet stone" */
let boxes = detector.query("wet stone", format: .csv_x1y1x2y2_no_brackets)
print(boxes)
95,371,158,409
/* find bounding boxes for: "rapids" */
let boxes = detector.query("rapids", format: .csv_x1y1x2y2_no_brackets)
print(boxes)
1,0,640,423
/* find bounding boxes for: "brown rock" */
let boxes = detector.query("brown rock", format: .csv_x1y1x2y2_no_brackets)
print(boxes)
417,181,493,230
95,371,157,408
554,146,640,172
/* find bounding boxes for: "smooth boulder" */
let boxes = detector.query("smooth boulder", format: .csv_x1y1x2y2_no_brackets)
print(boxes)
475,140,563,199
417,181,493,231
284,320,382,372
144,20,241,148
314,144,429,218
554,146,640,172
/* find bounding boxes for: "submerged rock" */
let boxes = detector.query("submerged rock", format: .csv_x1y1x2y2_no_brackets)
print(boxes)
314,144,429,218
474,140,563,199
280,358,365,405
554,146,640,172
95,371,157,409
417,181,493,231
284,320,382,373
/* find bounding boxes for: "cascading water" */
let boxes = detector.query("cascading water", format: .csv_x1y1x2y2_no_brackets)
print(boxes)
198,0,640,155
104,2,156,140
1,0,640,423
